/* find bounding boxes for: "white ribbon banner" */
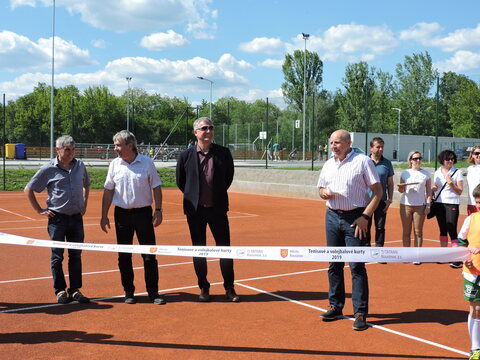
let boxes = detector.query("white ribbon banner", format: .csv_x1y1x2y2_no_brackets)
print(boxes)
0,232,471,263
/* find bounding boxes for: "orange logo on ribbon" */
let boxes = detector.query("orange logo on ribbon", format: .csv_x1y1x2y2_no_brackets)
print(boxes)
280,249,288,258
150,247,158,253
27,240,34,244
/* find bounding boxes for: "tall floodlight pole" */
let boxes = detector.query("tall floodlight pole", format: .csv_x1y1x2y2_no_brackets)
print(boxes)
392,108,401,161
126,77,132,131
302,32,309,161
50,0,56,158
197,76,213,120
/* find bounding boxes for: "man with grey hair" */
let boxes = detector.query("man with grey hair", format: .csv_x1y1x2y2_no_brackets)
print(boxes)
25,135,90,304
176,117,239,302
100,130,165,305
317,129,382,331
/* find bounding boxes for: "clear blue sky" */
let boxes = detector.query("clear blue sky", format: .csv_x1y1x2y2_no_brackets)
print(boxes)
1,0,480,107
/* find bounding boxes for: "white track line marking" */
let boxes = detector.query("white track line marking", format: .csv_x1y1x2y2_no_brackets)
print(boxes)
0,211,258,230
0,259,218,284
236,282,469,357
0,207,35,220
0,262,470,357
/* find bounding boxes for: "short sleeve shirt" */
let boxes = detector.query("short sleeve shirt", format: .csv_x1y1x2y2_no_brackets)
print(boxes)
104,154,162,209
370,156,394,201
433,167,464,205
317,150,380,210
27,157,90,215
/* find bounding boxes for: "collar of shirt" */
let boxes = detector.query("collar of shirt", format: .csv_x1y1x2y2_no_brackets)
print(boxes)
334,148,354,165
53,156,77,171
119,153,140,166
196,143,214,155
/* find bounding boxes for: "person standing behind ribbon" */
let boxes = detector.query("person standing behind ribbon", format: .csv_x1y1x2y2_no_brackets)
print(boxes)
317,129,382,331
366,137,394,248
176,117,240,303
100,130,166,305
398,151,432,264
467,146,480,215
25,135,90,304
432,149,464,269
457,184,480,360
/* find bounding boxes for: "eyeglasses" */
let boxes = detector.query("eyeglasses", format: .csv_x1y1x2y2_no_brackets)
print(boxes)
196,125,214,131
411,157,422,161
473,152,480,156
445,157,455,161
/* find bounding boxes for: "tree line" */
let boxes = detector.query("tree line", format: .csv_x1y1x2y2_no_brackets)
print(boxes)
1,51,479,150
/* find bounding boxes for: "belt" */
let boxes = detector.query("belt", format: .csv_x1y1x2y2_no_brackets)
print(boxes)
115,206,151,212
329,207,364,214
198,204,214,208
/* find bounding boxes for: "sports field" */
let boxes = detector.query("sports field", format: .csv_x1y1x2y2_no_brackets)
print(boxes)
0,188,471,359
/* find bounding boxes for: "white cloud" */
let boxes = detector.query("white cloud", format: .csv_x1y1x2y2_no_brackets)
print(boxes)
400,22,480,52
239,37,284,54
258,59,283,68
286,24,397,62
10,0,218,39
432,25,480,52
91,39,106,48
0,30,95,71
435,50,480,73
218,53,254,72
140,30,188,51
399,22,443,44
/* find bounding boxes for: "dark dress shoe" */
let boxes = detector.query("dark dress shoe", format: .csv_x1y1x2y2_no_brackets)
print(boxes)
225,288,240,302
125,292,136,304
199,288,210,302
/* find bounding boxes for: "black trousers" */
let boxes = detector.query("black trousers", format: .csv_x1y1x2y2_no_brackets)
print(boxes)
114,206,159,296
187,206,235,290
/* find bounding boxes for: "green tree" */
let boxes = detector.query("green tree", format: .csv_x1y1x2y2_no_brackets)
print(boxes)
448,79,480,138
281,50,323,112
336,62,376,132
395,51,438,135
75,86,124,143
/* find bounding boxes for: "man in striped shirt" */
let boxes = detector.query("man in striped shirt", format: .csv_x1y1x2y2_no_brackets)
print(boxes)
317,129,382,331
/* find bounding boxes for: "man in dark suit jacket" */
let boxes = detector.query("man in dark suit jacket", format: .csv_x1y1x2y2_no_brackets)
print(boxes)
176,117,240,303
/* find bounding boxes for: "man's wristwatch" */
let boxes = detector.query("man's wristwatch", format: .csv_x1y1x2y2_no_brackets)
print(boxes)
155,208,163,212
360,213,370,221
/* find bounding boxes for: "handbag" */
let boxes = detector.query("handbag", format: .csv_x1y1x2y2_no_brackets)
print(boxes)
427,169,458,219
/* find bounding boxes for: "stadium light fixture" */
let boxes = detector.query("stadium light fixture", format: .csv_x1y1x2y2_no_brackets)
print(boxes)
302,33,310,161
197,76,213,120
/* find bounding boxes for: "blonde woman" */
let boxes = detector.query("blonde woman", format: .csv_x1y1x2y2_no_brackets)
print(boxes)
467,146,480,215
398,151,432,264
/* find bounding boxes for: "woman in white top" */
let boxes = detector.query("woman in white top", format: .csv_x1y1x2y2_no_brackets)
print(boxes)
432,149,464,268
466,145,480,215
398,151,432,253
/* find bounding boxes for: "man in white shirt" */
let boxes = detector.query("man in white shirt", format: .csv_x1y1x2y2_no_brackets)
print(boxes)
100,130,165,305
317,130,382,331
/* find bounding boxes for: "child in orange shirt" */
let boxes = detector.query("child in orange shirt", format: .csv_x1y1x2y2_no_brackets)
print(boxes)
459,184,480,360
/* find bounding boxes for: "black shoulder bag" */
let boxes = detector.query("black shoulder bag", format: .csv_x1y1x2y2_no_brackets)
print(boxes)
427,169,458,219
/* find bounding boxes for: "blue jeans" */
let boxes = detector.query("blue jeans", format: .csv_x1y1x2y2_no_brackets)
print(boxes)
325,208,369,316
48,213,84,294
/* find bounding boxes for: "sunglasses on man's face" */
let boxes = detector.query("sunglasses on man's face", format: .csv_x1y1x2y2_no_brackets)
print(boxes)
473,152,480,156
196,125,214,131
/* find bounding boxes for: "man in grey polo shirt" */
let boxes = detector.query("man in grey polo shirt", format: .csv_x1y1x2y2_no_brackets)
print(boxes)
25,135,90,304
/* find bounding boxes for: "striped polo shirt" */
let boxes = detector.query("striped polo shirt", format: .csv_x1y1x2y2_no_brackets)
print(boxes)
317,149,379,211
